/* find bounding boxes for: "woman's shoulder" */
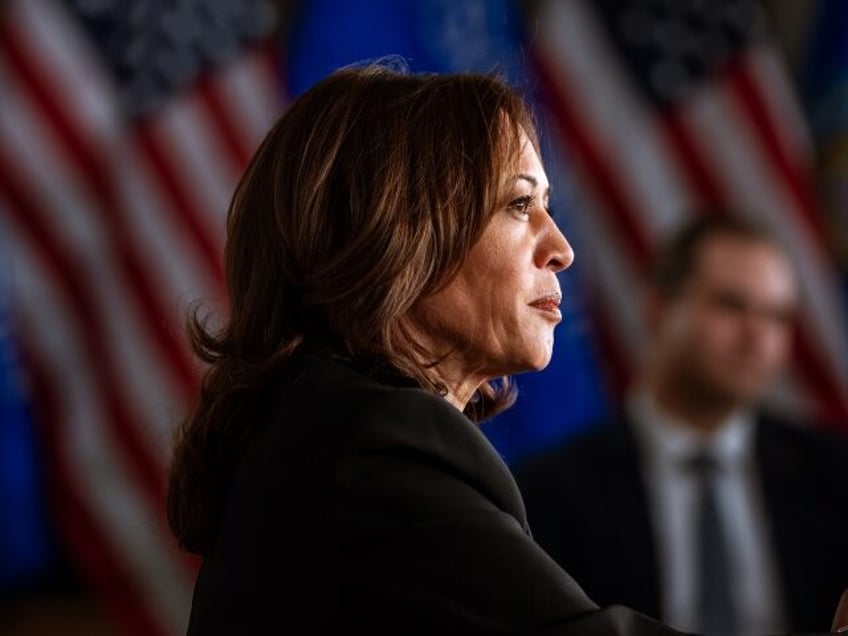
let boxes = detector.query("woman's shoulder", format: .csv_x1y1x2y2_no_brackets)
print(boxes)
269,350,475,451
262,350,523,517
269,349,447,415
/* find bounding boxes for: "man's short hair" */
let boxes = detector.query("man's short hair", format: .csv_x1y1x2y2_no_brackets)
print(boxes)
652,212,782,296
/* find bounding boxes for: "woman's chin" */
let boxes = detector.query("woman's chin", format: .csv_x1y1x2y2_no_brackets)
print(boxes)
513,347,554,374
532,338,556,369
530,354,553,372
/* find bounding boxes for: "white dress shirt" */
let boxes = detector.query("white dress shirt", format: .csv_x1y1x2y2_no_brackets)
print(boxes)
627,391,787,636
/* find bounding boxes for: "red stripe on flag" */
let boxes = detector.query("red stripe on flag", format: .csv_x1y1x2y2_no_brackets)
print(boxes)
133,122,226,291
661,109,725,205
257,39,282,85
196,75,253,172
723,57,829,245
253,39,285,115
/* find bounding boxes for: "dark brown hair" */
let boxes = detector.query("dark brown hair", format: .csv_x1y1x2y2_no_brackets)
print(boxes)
652,212,784,297
167,64,538,554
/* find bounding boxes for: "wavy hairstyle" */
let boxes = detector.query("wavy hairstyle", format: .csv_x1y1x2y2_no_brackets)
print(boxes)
167,64,538,554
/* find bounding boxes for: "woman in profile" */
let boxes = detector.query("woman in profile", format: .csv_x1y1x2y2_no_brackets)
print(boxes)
166,65,847,635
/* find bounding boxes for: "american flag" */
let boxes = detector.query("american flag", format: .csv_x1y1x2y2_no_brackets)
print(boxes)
0,0,284,633
531,0,848,428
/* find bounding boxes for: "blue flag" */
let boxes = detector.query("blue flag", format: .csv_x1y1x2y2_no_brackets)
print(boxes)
800,0,848,296
286,0,609,467
0,239,52,592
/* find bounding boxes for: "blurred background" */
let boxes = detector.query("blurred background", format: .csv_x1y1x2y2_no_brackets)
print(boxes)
1,0,846,634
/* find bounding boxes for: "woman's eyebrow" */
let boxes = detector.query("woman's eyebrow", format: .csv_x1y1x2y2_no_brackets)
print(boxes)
512,173,551,199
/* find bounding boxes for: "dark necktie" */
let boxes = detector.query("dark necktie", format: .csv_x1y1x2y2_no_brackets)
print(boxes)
687,451,737,636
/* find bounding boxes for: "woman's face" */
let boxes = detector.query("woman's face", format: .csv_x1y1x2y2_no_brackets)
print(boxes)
412,136,573,381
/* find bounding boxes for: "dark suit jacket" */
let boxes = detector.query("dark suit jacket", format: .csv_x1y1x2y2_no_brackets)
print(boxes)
185,352,685,634
514,411,848,634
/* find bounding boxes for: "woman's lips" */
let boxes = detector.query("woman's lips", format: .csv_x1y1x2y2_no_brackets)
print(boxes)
529,295,562,321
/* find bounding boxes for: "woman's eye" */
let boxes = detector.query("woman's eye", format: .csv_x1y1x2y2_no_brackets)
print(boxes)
509,195,534,215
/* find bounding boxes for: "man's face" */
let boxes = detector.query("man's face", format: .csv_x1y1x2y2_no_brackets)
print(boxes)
656,235,798,407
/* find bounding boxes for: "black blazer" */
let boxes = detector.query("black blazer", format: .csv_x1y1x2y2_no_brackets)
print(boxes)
185,352,684,634
514,412,848,634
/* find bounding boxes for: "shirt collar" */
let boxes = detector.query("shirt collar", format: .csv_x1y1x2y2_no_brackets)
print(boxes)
627,388,756,471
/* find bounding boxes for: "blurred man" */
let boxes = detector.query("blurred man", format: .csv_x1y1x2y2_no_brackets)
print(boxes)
516,214,848,636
